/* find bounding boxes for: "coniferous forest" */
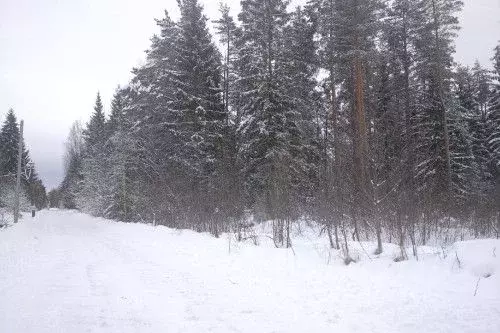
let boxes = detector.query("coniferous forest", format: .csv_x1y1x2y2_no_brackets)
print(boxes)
58,0,499,257
0,109,47,212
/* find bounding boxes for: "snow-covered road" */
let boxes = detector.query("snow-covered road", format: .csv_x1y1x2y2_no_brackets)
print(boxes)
1,210,499,332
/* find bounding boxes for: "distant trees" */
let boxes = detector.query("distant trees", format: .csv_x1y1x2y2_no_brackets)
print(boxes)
0,109,47,212
60,1,500,253
59,121,84,209
47,189,61,208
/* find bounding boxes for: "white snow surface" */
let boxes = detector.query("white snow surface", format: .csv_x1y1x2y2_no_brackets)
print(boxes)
1,210,499,333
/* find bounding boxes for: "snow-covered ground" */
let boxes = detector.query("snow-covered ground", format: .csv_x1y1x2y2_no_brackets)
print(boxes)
0,210,499,333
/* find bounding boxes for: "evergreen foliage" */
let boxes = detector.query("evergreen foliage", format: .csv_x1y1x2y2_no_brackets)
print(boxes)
58,0,499,251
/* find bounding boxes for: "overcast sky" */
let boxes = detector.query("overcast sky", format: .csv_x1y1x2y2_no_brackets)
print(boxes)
1,0,499,190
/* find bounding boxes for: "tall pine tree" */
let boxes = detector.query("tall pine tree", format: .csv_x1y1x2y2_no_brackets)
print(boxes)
78,92,109,215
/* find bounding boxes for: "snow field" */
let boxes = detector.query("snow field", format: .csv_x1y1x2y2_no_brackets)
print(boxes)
0,209,499,332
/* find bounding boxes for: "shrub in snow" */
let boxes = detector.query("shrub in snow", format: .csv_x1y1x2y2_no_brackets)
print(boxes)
0,180,30,213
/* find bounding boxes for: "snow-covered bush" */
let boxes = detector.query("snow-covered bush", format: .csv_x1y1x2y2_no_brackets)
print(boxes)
0,181,30,213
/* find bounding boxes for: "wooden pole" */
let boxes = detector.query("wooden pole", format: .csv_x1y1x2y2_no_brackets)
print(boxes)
14,120,23,223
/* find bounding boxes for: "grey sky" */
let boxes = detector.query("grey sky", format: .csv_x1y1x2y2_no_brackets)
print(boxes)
0,0,499,190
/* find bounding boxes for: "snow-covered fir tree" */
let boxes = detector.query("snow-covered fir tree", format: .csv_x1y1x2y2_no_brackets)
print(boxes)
58,0,499,253
235,0,321,247
0,109,21,175
413,0,463,215
0,109,47,210
78,93,109,215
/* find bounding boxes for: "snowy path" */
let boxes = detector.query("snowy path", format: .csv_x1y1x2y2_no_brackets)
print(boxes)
1,210,499,333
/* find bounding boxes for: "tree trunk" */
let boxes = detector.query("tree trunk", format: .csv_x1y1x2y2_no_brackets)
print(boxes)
431,0,452,207
334,224,340,250
375,219,383,255
14,120,24,223
327,223,335,249
286,219,291,248
353,54,369,207
398,210,408,261
329,67,345,251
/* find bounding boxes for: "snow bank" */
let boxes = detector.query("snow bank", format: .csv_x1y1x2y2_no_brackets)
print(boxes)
452,239,499,280
1,210,499,333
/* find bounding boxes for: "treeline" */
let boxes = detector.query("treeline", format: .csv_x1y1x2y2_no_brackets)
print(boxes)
59,0,499,255
0,109,47,211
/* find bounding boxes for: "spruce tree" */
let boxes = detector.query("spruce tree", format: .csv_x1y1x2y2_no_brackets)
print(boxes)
104,88,134,221
310,0,348,249
120,2,227,231
126,10,183,224
492,43,500,79
0,110,22,211
107,87,125,136
78,92,109,215
447,93,477,215
213,5,246,234
456,64,495,222
488,45,500,224
84,92,106,151
0,109,21,175
283,6,321,220
213,3,240,123
413,0,463,214
170,0,226,232
236,0,318,246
